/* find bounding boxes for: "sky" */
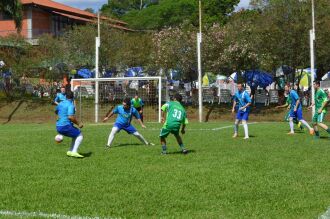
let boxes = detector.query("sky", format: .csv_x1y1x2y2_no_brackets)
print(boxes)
54,0,251,12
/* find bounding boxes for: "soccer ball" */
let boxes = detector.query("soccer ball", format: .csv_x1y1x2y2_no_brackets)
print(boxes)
55,134,63,143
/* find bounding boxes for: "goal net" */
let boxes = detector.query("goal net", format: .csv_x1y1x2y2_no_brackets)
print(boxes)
71,77,168,123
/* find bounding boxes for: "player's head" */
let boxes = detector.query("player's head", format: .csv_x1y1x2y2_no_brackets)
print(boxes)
134,94,139,99
173,93,183,102
123,97,132,109
66,91,74,100
284,84,291,92
237,83,244,91
60,87,66,94
313,80,320,89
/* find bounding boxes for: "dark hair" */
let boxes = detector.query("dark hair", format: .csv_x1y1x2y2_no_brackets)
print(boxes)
174,93,183,102
314,80,320,86
123,97,132,106
66,91,74,99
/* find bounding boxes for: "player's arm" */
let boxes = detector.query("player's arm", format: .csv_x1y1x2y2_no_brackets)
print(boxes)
239,93,252,111
54,95,59,105
134,109,146,128
161,103,168,123
103,106,116,122
68,105,83,128
276,103,288,109
318,94,328,113
294,99,300,112
231,100,236,113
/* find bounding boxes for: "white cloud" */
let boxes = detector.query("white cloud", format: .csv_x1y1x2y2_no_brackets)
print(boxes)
237,0,251,8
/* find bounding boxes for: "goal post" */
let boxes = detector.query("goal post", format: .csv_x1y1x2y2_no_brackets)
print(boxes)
71,76,167,123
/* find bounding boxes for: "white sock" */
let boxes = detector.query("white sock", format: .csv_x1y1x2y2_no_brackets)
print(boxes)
234,120,239,134
70,138,75,151
133,132,148,145
289,118,294,133
107,127,119,147
72,134,83,153
242,121,249,138
300,120,312,130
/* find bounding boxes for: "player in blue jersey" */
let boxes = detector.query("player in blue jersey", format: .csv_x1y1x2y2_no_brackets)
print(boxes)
103,97,154,148
232,83,252,139
55,91,84,158
285,84,314,135
54,87,66,105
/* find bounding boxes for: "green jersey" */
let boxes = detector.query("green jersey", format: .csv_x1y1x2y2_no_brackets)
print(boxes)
131,98,144,108
162,101,188,129
285,95,292,106
315,88,328,113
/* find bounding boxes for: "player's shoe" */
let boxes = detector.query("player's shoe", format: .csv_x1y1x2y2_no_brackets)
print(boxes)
161,151,167,155
67,151,84,158
287,132,295,135
243,137,249,140
147,142,155,146
182,149,188,154
309,129,315,135
298,122,301,128
232,133,238,138
105,145,111,150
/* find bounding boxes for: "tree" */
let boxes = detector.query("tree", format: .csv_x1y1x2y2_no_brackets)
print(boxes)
0,0,23,32
84,8,95,14
102,0,240,30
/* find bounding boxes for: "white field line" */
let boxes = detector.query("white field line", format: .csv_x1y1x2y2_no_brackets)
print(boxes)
319,207,330,219
0,210,118,219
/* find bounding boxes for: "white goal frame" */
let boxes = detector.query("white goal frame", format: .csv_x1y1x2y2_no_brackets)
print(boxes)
71,76,163,123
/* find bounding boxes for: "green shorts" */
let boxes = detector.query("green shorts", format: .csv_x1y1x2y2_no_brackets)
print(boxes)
313,112,326,123
159,127,180,138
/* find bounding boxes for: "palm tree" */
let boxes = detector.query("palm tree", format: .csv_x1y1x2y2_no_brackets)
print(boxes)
0,0,23,33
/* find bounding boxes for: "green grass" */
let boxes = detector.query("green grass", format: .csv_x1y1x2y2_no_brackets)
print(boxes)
0,122,330,218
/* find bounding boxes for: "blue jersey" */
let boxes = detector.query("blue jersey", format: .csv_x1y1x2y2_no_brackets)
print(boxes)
234,90,251,111
113,105,140,126
56,100,75,127
54,93,66,103
289,90,302,110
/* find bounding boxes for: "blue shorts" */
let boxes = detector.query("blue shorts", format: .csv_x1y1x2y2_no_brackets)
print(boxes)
114,123,137,134
289,108,303,120
56,124,81,138
236,110,249,121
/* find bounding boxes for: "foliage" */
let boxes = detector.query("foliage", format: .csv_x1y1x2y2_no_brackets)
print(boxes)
0,0,23,32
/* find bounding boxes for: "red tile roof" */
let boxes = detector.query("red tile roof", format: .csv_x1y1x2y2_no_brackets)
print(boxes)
21,0,127,26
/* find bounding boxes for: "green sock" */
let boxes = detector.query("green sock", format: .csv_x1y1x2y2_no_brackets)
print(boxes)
326,128,330,134
315,131,320,137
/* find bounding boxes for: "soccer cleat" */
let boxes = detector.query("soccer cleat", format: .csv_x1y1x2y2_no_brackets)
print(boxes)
161,151,167,155
243,137,249,140
148,142,155,146
182,149,188,154
232,133,238,138
309,129,315,135
298,122,302,128
66,151,72,156
69,152,84,158
105,145,111,150
287,132,295,135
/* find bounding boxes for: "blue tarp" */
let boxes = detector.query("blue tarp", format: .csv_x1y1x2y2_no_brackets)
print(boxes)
243,70,273,89
103,70,113,78
2,71,11,78
125,67,144,77
77,68,93,78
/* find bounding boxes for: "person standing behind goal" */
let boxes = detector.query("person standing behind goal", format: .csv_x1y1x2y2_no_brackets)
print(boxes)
131,94,144,122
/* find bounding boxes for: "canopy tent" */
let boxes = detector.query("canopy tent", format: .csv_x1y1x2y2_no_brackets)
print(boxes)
321,72,330,81
295,68,317,89
77,68,94,78
243,70,273,89
125,67,144,77
276,65,294,77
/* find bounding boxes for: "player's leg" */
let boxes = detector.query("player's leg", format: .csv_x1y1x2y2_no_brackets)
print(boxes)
317,113,330,136
174,133,188,154
67,126,84,158
233,119,240,138
159,128,170,154
312,113,320,138
132,131,149,145
242,120,249,139
288,117,295,134
106,126,120,148
296,108,314,135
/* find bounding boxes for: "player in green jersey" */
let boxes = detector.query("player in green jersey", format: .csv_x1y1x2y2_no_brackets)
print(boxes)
160,93,188,155
131,94,144,122
308,81,330,138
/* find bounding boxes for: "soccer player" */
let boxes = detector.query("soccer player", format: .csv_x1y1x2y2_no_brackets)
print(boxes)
231,83,252,139
276,92,303,130
308,81,330,138
103,97,153,148
131,94,144,122
160,93,188,155
285,84,314,135
55,91,84,158
54,87,66,105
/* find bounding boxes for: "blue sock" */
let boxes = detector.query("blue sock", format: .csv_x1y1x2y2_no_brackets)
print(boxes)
162,145,167,152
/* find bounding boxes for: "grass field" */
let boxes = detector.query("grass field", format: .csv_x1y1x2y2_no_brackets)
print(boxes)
1,122,330,219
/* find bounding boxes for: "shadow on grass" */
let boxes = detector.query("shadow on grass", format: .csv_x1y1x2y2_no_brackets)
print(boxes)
319,136,330,139
115,143,144,147
2,100,24,124
80,152,93,157
166,149,196,155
